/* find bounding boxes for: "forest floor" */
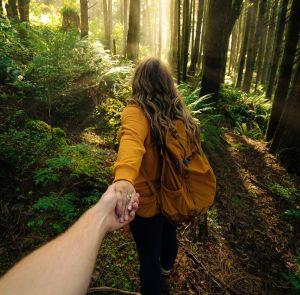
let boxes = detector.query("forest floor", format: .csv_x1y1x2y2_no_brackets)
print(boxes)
0,129,299,295
89,131,299,295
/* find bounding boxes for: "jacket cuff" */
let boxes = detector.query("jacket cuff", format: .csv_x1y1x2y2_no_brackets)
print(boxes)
113,166,137,184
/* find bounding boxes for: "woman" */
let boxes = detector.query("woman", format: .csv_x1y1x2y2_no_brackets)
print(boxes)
113,57,200,294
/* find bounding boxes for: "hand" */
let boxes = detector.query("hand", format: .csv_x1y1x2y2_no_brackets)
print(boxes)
113,180,136,223
94,185,139,232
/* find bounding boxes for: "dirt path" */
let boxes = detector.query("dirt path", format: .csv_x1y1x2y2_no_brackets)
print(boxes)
91,132,299,294
173,132,299,294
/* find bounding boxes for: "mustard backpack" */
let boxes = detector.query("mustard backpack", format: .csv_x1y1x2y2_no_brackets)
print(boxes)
141,119,216,222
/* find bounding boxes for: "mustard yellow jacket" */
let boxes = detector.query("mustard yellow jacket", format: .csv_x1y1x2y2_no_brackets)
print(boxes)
114,105,161,217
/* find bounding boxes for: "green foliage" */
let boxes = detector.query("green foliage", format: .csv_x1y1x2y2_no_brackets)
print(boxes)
28,192,78,233
284,253,300,290
0,122,66,175
30,144,111,234
35,143,111,187
32,193,77,222
285,209,300,219
178,83,225,152
220,85,271,139
267,182,298,204
207,208,221,231
234,122,264,139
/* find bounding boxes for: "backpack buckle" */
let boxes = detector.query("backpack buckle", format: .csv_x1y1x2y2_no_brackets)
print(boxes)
183,158,190,165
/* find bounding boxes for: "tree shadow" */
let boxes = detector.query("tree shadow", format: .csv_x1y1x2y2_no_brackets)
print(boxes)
210,132,298,294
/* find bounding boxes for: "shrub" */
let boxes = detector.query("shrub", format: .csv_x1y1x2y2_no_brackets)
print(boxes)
220,85,271,138
0,121,66,176
29,143,112,234
178,83,225,153
284,253,300,290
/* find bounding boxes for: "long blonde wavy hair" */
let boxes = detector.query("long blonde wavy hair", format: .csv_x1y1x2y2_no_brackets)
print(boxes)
128,57,199,149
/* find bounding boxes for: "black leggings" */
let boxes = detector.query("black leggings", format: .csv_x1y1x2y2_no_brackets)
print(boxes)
129,214,178,295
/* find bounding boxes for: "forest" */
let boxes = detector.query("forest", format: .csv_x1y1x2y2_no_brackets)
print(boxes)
0,0,299,294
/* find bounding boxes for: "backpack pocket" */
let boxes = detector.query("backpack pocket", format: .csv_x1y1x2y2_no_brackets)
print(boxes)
160,184,195,221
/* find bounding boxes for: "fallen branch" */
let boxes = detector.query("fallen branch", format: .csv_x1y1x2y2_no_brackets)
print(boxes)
88,286,140,294
187,252,239,295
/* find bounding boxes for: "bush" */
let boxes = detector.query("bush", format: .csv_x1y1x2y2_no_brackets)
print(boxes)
220,85,271,138
28,143,112,234
178,83,225,153
0,121,66,176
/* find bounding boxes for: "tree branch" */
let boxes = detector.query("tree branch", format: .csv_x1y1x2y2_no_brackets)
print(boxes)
88,286,140,294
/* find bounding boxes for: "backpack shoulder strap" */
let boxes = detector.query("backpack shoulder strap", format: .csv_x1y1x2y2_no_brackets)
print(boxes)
140,166,159,197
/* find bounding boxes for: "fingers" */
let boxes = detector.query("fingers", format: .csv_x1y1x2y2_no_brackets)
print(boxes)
124,191,134,222
115,190,123,219
120,190,128,223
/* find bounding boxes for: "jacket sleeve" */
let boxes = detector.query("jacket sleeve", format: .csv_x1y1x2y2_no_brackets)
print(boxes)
113,106,149,184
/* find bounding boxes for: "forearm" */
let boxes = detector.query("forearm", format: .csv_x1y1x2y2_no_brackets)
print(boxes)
0,205,106,295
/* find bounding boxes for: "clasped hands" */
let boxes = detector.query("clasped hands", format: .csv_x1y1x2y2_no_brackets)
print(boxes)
96,180,138,232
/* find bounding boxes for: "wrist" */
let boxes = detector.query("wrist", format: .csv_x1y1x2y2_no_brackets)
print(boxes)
87,204,109,239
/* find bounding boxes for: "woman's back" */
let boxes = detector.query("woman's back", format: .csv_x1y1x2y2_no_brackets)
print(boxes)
114,105,161,217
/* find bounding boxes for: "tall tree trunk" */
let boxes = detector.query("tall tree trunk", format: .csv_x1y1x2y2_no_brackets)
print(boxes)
103,0,111,50
261,0,279,85
265,0,288,99
200,0,242,97
266,0,300,141
126,0,140,62
219,1,243,85
198,0,208,72
108,0,112,45
182,0,191,82
17,0,29,22
242,0,259,92
177,0,181,84
269,61,300,174
189,0,204,75
0,0,3,15
158,0,162,58
123,0,128,56
228,23,237,76
191,0,196,51
234,10,244,74
5,0,19,21
235,1,253,89
168,0,177,66
254,0,268,91
80,0,88,38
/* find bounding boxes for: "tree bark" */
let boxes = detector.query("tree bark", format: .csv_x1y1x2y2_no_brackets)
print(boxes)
168,0,176,66
103,0,112,50
261,0,279,85
266,0,300,142
123,0,128,56
126,0,140,62
5,0,19,21
80,0,88,38
191,0,196,51
269,61,300,175
158,0,162,58
228,22,237,76
182,0,191,82
265,0,288,99
200,0,242,97
235,1,253,89
242,0,259,92
189,0,204,75
17,0,29,22
177,0,181,84
254,0,267,91
234,10,244,74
